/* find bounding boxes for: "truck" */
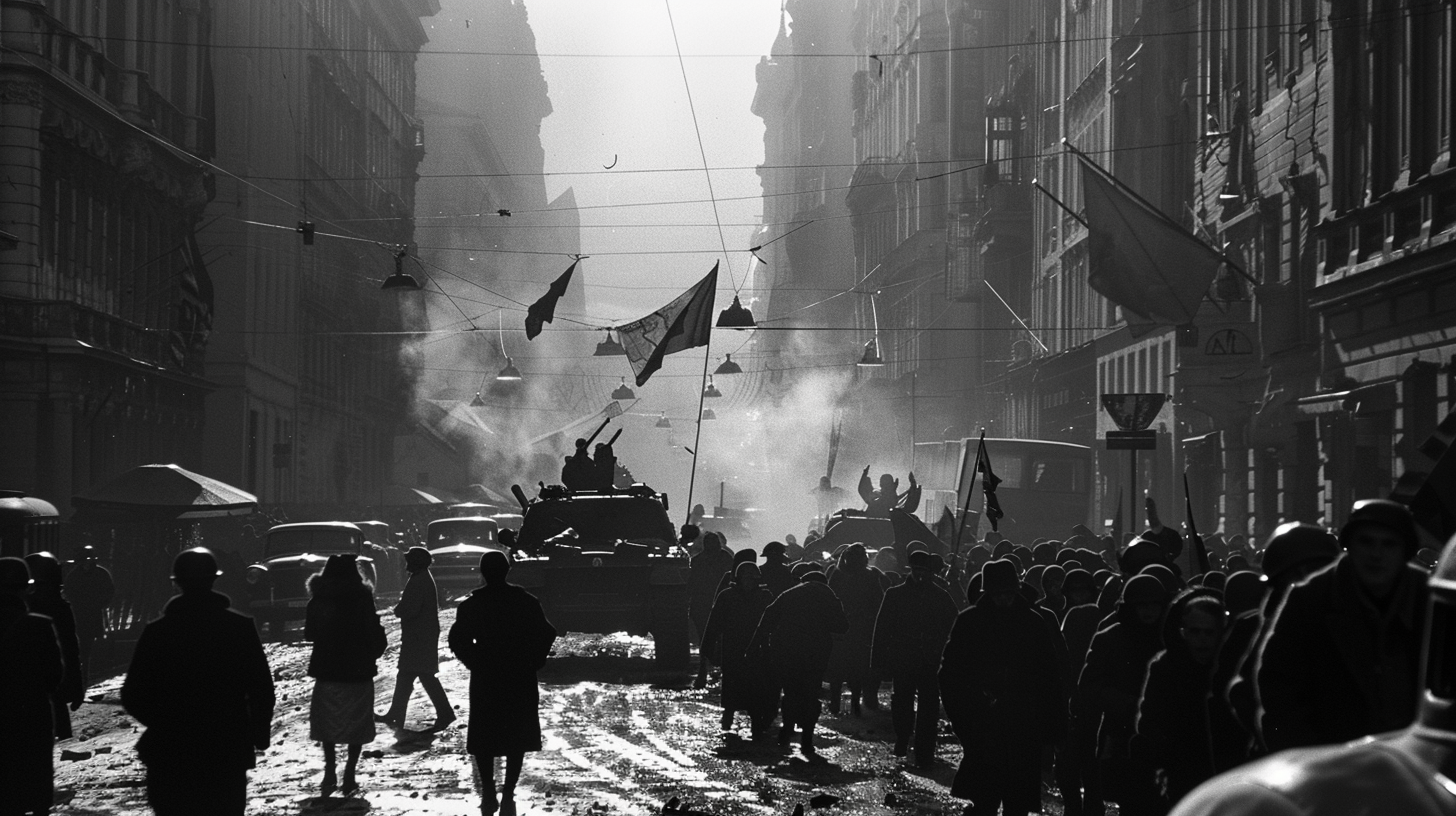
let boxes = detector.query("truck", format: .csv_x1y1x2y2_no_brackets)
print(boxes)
510,483,690,672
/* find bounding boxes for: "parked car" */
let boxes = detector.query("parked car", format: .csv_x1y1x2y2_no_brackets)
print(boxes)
426,516,503,599
251,522,369,633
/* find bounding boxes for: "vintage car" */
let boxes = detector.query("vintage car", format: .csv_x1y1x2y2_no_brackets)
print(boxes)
511,484,689,672
251,522,372,631
425,516,504,599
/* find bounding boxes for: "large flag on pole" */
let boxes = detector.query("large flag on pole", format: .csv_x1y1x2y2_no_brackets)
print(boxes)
617,263,718,387
975,432,1004,533
524,260,578,340
1072,146,1226,325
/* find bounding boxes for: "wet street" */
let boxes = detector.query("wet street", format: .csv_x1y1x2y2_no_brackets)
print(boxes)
45,617,1067,816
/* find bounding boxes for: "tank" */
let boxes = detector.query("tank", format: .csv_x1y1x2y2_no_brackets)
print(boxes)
511,484,690,672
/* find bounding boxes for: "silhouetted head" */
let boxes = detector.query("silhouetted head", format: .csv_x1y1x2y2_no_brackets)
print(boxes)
1261,522,1340,586
878,473,896,492
734,562,761,587
574,438,588,451
1121,574,1169,626
172,547,221,594
1223,570,1264,617
78,545,99,566
23,551,63,585
1341,499,1420,598
0,557,30,596
840,543,869,570
479,549,511,584
405,546,432,571
679,524,700,544
762,541,787,561
702,532,724,553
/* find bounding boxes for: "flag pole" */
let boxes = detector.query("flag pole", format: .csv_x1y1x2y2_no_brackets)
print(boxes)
953,429,985,550
684,327,713,526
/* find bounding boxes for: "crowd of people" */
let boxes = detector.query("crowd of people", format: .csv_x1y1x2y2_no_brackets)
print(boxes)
1,488,1451,816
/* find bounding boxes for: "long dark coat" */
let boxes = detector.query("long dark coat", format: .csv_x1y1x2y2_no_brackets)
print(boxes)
393,568,441,675
0,594,63,814
759,558,796,598
67,563,115,637
27,585,83,737
306,583,387,682
1134,645,1217,805
689,546,736,638
701,582,774,713
827,563,885,683
449,583,557,757
870,578,958,675
750,580,849,683
1256,554,1428,751
939,594,1064,806
121,591,275,772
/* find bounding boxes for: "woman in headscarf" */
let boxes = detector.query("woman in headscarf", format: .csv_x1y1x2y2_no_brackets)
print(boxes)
305,554,387,797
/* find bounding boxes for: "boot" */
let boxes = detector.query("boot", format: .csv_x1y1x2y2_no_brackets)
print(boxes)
826,682,842,715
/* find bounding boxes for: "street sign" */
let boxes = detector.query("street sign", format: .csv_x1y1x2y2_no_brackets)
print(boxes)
1100,393,1169,432
1106,430,1158,450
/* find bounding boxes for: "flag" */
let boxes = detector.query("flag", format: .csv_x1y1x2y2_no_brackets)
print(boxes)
1183,473,1211,575
616,263,718,387
1073,147,1226,325
976,432,1003,532
524,260,578,340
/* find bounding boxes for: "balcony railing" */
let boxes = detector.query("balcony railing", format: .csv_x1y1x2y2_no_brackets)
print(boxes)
0,296,188,371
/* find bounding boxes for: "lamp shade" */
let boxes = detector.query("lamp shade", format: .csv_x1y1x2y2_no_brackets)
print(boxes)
594,333,626,356
655,413,672,429
496,357,522,381
469,392,486,407
703,376,722,398
858,338,885,366
701,408,717,421
611,378,635,400
713,354,742,375
381,270,421,291
716,295,756,329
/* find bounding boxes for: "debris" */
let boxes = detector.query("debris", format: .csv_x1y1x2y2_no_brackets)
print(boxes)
809,794,840,809
497,209,512,217
664,796,681,812
362,749,385,758
94,746,112,755
883,793,898,807
60,749,92,761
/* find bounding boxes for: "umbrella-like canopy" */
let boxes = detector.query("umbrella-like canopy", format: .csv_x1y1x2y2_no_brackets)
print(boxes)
73,464,258,520
380,485,449,506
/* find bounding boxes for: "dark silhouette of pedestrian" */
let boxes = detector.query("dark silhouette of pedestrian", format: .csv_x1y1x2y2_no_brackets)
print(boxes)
67,544,113,687
0,557,63,816
593,441,617,490
812,475,848,522
702,562,776,738
1169,532,1456,816
121,548,274,816
1073,573,1170,816
24,551,83,739
690,532,735,688
940,558,1064,816
240,563,277,639
305,553,387,797
748,570,848,755
377,547,455,730
872,549,957,765
1256,499,1429,752
827,543,885,715
1132,591,1227,809
759,541,796,598
1054,567,1102,816
449,550,557,815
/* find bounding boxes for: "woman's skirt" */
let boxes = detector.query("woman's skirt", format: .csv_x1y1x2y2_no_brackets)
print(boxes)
309,680,376,744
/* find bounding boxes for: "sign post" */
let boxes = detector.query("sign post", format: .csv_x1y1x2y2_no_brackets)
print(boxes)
1101,394,1169,541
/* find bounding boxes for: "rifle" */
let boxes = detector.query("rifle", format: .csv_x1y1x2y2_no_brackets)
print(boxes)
603,428,623,448
584,417,612,446
1183,472,1211,575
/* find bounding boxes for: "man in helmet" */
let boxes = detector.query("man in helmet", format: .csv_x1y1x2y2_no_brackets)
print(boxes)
1170,529,1456,815
1255,499,1428,753
122,548,276,815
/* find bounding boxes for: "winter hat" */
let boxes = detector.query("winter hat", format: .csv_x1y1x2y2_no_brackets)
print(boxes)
992,540,1014,559
1222,570,1264,617
1121,573,1169,605
22,551,62,585
1262,522,1341,582
1121,538,1166,574
801,570,828,584
172,548,221,590
1139,562,1181,596
1055,548,1079,566
1339,499,1419,557
1025,564,1047,592
1032,542,1057,566
762,541,787,558
734,562,761,583
1200,570,1227,593
1041,564,1066,593
907,550,934,570
982,558,1020,594
405,546,432,568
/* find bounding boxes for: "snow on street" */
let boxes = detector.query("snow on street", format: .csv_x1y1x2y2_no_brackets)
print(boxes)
47,617,1064,815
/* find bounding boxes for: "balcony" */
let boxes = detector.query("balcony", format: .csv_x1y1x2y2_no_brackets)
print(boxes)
0,296,191,372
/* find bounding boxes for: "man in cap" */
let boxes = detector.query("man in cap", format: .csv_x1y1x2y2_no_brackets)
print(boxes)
759,541,796,598
748,569,849,756
1170,531,1456,816
940,559,1065,816
1256,499,1429,752
67,543,114,686
872,549,959,765
122,548,275,815
377,547,455,730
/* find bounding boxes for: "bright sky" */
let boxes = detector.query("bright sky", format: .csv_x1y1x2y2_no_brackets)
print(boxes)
525,0,784,323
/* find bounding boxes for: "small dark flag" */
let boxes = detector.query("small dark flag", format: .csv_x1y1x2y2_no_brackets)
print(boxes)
524,260,578,340
976,433,1003,532
617,263,718,387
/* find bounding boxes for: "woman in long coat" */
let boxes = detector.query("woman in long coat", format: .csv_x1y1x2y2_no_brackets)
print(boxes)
306,554,387,797
24,551,84,738
701,562,776,737
0,557,63,816
450,550,557,815
378,547,454,729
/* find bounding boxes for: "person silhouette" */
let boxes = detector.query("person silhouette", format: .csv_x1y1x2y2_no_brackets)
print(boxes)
121,548,274,816
449,550,558,815
377,547,455,730
24,551,83,739
305,553,386,798
561,438,593,491
1,557,63,816
67,544,113,687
